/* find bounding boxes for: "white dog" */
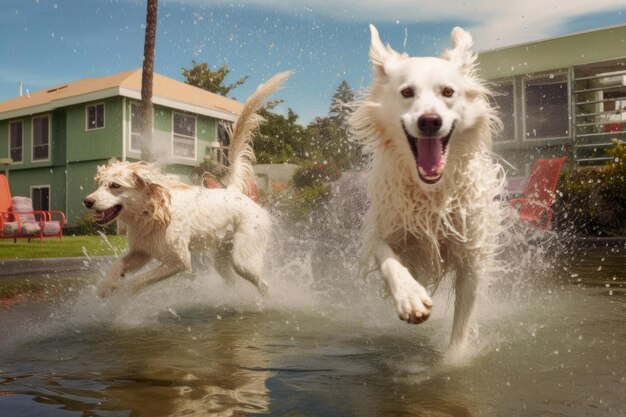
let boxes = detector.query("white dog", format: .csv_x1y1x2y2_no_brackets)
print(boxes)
350,26,506,348
84,72,290,298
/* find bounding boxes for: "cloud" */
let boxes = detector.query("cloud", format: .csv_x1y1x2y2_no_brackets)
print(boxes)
462,0,625,50
169,0,624,50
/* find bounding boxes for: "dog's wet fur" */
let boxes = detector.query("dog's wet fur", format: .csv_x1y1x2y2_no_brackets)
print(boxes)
84,72,290,298
350,25,506,350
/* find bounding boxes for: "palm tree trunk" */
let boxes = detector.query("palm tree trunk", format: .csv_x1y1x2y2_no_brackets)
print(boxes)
140,0,158,162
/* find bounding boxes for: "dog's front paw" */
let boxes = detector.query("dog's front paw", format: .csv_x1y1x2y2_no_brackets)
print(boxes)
392,274,433,324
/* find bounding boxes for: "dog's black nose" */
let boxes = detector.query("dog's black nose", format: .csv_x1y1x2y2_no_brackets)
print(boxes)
418,113,442,136
83,198,95,209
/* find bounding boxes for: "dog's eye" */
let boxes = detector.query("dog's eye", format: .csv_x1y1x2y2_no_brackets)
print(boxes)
109,182,121,189
400,87,415,98
442,87,455,98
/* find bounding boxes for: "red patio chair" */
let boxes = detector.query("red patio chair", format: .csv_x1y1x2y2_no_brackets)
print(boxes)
11,196,65,241
0,174,21,240
509,156,568,231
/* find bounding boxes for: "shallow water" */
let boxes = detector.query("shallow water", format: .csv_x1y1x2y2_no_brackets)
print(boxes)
0,242,624,417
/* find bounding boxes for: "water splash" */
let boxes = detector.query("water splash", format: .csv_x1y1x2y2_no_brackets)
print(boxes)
0,173,574,370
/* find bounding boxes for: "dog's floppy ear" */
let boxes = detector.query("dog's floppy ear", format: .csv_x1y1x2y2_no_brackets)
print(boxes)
132,166,172,230
132,170,149,191
146,182,172,230
369,24,404,77
443,27,476,73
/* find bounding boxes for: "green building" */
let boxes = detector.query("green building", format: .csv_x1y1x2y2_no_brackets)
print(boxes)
0,69,242,227
477,24,626,177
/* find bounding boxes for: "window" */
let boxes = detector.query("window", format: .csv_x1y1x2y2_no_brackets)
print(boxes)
130,103,143,152
32,116,50,161
212,121,231,166
86,103,105,130
31,186,50,211
524,74,569,140
173,112,196,159
491,81,515,143
9,121,23,163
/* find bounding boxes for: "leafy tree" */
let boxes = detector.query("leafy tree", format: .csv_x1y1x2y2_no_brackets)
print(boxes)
253,108,312,164
181,60,248,97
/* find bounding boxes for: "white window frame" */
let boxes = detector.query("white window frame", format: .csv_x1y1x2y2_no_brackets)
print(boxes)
129,102,143,153
31,114,51,162
30,184,51,211
491,79,517,144
8,120,24,164
172,112,197,160
522,72,570,142
85,102,105,131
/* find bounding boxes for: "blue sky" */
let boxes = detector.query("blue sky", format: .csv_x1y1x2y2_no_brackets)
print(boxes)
0,0,624,123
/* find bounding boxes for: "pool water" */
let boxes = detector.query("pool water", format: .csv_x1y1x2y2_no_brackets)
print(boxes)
0,242,624,417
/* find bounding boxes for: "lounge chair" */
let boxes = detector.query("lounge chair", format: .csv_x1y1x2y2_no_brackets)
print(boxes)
509,156,568,231
0,174,65,242
11,196,65,241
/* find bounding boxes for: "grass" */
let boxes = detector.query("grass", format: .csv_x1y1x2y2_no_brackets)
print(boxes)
0,235,127,259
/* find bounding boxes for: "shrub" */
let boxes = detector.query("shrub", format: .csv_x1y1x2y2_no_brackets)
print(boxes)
267,161,341,220
292,161,341,189
191,158,228,186
554,139,626,235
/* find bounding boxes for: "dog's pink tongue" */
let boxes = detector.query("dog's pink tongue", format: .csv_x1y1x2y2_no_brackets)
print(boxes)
417,138,443,176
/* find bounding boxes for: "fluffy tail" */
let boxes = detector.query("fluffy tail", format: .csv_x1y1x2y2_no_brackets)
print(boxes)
225,71,291,194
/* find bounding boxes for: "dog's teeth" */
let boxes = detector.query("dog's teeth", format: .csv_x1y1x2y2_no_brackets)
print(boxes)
418,165,441,180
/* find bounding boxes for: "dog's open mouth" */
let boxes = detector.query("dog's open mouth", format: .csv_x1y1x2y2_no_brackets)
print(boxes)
95,204,122,225
403,123,455,184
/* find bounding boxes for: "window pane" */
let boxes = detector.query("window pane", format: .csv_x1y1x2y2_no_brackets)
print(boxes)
32,187,49,211
218,122,231,146
131,133,142,152
96,104,104,128
130,104,143,151
492,82,515,142
33,116,49,160
173,113,195,137
87,106,96,129
33,145,49,160
173,136,195,158
10,122,22,148
131,104,142,134
10,148,22,162
525,76,569,139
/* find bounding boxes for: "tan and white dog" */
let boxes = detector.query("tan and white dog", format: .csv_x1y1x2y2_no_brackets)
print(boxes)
84,72,290,298
350,26,506,348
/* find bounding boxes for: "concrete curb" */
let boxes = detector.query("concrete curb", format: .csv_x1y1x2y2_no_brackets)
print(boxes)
0,256,115,277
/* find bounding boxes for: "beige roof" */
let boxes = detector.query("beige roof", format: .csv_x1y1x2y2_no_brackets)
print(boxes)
0,68,244,121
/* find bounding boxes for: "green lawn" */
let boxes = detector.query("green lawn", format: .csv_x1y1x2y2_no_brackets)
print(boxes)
0,235,127,259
